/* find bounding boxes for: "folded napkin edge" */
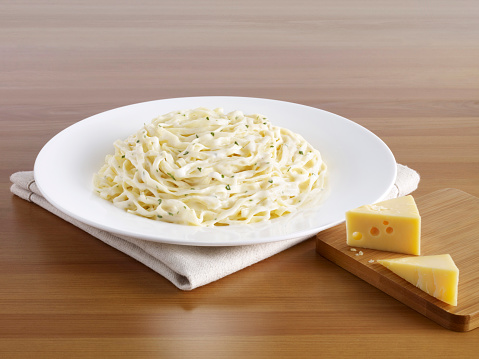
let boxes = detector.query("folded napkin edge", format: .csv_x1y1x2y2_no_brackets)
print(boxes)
8,164,421,291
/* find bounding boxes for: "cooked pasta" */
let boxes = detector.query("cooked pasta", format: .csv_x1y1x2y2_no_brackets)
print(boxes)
93,107,327,226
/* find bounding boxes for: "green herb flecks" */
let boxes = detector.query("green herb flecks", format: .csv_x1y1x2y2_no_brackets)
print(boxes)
167,173,176,181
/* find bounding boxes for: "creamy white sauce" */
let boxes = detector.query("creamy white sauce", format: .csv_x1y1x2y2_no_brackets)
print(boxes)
93,107,327,226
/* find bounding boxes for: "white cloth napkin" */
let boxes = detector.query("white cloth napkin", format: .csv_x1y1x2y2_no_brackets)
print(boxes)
10,164,419,290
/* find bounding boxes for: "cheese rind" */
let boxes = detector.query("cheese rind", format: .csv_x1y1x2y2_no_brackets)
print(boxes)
377,254,459,306
346,195,421,255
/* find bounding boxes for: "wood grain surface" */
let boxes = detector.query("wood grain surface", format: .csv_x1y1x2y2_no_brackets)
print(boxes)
316,188,479,332
1,0,479,358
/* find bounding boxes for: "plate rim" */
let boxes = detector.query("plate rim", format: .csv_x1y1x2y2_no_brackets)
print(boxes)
34,96,397,246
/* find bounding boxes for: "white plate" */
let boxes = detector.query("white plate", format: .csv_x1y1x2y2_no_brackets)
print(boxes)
34,96,396,246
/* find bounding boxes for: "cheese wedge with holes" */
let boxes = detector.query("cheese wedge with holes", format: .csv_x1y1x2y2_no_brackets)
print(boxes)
377,255,459,306
346,195,421,255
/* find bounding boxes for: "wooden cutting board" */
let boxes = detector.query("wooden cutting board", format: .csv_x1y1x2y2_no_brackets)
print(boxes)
315,188,479,332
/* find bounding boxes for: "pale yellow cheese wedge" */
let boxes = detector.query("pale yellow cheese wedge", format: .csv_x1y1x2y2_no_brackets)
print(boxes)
346,195,421,255
377,254,459,306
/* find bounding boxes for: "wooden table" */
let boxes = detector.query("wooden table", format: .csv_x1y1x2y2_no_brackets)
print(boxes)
2,1,478,357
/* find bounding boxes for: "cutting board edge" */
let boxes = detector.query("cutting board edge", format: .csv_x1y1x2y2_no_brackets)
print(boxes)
315,239,477,332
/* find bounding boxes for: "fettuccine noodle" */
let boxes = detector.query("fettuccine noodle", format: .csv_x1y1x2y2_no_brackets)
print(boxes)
93,108,327,226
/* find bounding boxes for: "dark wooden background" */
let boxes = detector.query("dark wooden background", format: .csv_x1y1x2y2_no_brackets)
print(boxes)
1,1,478,357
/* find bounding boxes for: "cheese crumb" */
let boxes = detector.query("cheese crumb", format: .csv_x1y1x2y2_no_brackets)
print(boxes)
368,259,375,263
358,251,363,256
350,248,357,252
